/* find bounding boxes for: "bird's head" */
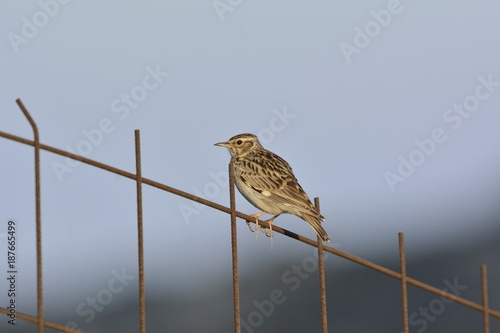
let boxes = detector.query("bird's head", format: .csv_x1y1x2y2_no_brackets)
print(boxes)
214,133,263,158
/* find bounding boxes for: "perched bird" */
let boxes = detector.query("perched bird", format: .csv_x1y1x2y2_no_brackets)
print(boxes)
214,133,330,242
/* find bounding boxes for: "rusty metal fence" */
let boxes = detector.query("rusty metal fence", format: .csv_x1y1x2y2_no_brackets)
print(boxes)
0,99,499,332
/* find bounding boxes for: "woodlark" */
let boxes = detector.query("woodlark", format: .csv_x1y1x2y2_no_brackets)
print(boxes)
215,133,330,242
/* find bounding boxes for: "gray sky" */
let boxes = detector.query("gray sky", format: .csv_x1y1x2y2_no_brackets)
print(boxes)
1,1,500,329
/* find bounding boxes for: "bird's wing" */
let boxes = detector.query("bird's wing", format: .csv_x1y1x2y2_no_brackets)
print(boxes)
237,150,323,219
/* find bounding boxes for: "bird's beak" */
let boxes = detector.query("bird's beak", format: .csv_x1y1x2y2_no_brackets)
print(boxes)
214,141,229,147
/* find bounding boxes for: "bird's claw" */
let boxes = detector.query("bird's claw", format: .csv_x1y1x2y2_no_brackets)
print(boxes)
246,220,256,232
262,226,272,238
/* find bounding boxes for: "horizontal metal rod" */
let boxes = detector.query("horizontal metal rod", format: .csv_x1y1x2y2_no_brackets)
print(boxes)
0,308,82,332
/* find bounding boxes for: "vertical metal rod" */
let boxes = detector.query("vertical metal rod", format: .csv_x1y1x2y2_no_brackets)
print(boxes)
229,161,240,333
314,197,328,333
399,232,409,333
16,99,44,333
481,264,490,333
135,130,146,333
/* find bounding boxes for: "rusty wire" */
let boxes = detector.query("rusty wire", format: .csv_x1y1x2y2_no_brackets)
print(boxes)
1,126,500,319
135,130,146,333
16,99,44,333
1,99,500,332
482,264,490,333
399,232,409,333
314,197,328,333
0,308,81,333
228,161,241,333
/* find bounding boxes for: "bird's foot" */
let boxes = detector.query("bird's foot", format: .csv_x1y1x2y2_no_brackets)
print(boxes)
262,215,280,248
246,212,267,242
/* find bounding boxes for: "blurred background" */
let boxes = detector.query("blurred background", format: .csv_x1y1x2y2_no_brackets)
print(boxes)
1,1,500,332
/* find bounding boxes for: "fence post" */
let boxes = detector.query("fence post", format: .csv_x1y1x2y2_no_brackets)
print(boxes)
135,130,146,333
481,264,490,333
314,197,328,333
17,99,45,333
399,232,409,333
228,161,241,333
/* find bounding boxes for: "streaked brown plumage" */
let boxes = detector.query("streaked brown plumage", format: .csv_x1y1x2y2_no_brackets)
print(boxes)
215,133,330,242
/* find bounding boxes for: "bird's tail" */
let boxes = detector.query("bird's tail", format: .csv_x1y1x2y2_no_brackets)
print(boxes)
302,213,330,242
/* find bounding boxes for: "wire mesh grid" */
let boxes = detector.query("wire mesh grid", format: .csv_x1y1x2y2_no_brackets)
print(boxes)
0,99,498,332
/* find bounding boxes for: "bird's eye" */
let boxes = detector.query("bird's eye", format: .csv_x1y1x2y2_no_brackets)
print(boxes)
236,140,242,145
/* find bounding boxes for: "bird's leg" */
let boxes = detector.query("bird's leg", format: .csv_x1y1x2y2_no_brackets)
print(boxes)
261,214,280,249
246,211,267,233
262,214,280,239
